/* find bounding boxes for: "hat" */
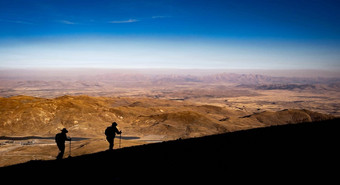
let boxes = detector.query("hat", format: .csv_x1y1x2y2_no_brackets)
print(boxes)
61,128,68,133
112,122,118,126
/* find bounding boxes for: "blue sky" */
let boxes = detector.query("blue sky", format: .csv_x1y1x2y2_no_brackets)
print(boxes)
0,0,340,70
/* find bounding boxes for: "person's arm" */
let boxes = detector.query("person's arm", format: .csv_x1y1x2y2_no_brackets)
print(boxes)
114,127,122,134
66,134,71,141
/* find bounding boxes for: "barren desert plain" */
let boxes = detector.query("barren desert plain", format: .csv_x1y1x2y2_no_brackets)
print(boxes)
0,69,339,167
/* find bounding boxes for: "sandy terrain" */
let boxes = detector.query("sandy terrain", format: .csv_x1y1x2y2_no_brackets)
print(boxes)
194,89,340,116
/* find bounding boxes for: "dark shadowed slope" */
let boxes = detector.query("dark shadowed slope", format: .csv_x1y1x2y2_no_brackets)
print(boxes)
1,119,339,184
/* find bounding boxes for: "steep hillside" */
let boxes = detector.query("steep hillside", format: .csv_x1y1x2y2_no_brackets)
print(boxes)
1,119,339,183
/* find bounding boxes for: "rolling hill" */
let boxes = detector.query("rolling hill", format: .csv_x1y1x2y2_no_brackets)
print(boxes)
0,95,334,139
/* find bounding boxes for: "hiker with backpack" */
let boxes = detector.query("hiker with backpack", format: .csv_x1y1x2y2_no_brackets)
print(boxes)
55,128,72,160
105,122,122,150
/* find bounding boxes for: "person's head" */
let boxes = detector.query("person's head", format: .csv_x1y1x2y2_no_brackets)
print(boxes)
112,122,118,127
61,128,68,133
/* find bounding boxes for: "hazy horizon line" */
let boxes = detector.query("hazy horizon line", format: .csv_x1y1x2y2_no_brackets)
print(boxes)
1,67,339,78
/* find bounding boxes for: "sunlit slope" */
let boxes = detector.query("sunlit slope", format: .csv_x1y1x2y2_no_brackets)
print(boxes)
1,95,334,139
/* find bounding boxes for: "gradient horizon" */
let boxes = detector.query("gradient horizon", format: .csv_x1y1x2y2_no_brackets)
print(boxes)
0,0,339,70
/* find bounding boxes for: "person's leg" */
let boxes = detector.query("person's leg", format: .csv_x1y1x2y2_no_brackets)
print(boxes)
57,143,65,160
107,137,114,150
111,138,115,150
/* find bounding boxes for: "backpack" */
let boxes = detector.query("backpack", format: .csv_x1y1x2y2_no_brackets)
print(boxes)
105,127,112,137
55,133,62,143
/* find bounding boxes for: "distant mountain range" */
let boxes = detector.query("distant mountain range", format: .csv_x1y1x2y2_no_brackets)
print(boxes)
1,69,340,85
1,71,340,97
150,72,340,85
1,71,340,100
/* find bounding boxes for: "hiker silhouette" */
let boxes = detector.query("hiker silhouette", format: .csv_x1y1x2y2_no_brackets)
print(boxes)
55,128,71,160
105,122,122,150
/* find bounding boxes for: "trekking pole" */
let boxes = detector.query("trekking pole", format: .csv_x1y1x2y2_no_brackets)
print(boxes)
68,139,72,158
119,133,122,148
